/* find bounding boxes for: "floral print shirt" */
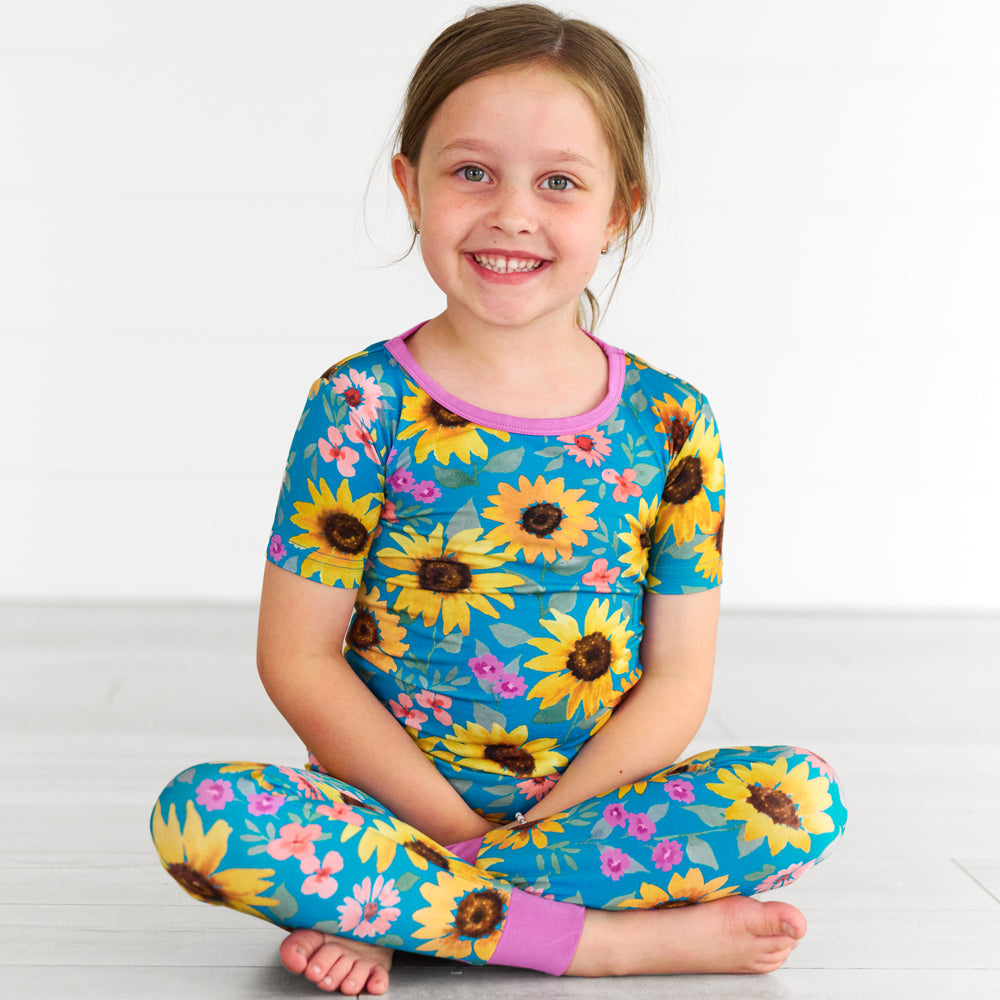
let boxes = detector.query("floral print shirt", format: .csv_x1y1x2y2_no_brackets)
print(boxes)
267,325,725,819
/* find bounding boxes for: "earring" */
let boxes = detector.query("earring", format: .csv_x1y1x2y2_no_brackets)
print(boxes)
601,242,610,254
413,222,420,235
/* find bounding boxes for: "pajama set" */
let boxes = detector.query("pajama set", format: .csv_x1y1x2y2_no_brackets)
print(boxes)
151,324,847,974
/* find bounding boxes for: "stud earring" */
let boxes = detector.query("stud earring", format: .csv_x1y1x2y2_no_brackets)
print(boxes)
601,242,610,254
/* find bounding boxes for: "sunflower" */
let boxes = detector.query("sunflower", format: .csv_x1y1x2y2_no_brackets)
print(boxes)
344,583,408,673
706,757,834,856
288,478,381,587
151,800,277,919
397,383,509,465
693,497,724,584
413,871,509,962
357,816,458,874
440,722,568,778
651,393,698,458
217,761,274,790
616,496,661,580
617,869,738,909
378,524,521,635
482,474,597,564
482,813,567,851
654,416,724,547
525,599,634,720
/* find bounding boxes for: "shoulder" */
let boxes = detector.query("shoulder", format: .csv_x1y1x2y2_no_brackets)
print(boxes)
621,350,715,415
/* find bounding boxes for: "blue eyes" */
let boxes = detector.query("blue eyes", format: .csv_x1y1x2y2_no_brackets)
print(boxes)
457,166,575,191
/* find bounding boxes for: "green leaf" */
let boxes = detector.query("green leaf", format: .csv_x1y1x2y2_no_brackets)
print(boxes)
646,802,670,823
624,366,640,387
237,778,257,799
435,466,477,489
473,701,506,731
685,834,719,869
376,934,405,948
446,497,482,539
589,818,613,840
483,448,525,474
395,871,420,893
545,591,577,615
626,856,649,874
738,835,766,858
630,389,648,412
543,457,564,473
312,919,341,934
745,864,777,882
548,555,589,576
683,804,728,827
268,883,300,921
550,854,561,875
532,699,571,725
564,855,578,871
490,622,533,647
535,446,565,458
438,630,463,654
631,464,658,487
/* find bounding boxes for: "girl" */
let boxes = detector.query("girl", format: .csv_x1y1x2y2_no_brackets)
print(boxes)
151,4,846,994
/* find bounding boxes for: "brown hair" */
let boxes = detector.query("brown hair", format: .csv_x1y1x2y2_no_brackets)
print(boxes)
396,3,651,329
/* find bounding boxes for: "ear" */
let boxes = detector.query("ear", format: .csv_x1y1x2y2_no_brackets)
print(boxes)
605,184,641,243
392,153,421,230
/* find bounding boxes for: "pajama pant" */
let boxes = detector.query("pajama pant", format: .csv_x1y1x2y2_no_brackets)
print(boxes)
150,745,846,975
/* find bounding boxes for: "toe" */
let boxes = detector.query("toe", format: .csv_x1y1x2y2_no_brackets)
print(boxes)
280,929,326,974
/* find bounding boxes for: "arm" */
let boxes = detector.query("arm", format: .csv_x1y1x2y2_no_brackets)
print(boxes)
256,562,496,845
518,587,720,822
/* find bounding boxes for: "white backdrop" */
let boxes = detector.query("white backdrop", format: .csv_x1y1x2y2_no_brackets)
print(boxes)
2,1,997,610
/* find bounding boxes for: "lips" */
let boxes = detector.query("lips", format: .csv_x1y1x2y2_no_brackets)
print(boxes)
469,252,547,274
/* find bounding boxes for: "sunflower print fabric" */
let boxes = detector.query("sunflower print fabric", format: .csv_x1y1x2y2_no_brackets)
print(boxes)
152,327,846,970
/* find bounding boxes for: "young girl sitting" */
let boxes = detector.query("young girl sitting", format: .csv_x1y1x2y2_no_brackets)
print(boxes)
151,4,846,994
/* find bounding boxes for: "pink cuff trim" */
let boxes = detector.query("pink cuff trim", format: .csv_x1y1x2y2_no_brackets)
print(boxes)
444,836,484,866
489,887,585,976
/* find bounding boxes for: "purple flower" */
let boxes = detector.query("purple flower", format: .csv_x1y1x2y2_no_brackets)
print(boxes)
602,803,629,828
468,653,503,680
411,480,442,503
600,847,631,881
388,468,416,492
195,778,234,812
652,839,684,871
269,534,286,560
493,672,527,698
627,811,656,841
246,791,286,816
666,778,695,803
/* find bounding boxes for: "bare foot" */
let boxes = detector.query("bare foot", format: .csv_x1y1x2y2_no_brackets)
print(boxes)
280,928,393,995
567,895,807,976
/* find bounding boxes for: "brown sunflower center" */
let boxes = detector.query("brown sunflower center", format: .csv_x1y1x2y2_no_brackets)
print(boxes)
343,388,362,407
663,455,703,505
520,502,563,538
428,400,468,428
483,743,535,777
455,888,505,939
747,783,801,829
715,516,725,554
567,632,612,681
407,840,451,870
167,863,226,904
347,609,380,650
669,417,693,456
417,558,472,593
321,512,369,554
339,792,374,811
639,529,652,549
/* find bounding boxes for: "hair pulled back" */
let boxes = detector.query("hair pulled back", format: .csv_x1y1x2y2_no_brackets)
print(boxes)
396,3,650,329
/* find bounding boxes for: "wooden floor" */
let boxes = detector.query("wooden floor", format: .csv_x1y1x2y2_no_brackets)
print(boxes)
2,604,998,998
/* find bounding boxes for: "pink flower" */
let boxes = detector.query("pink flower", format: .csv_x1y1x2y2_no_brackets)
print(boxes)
494,672,527,698
627,812,657,842
316,802,364,826
602,467,643,502
306,753,329,774
469,653,503,680
337,876,401,937
411,480,442,503
382,498,398,523
389,692,428,730
414,690,453,725
665,778,695,803
756,861,816,893
301,850,344,898
195,779,234,812
268,533,286,561
318,426,359,476
600,847,631,881
557,428,612,467
277,767,323,799
795,749,840,782
652,839,684,871
582,557,621,593
346,412,379,462
266,822,322,862
516,776,556,801
603,803,629,828
388,468,416,492
246,791,286,816
329,368,383,426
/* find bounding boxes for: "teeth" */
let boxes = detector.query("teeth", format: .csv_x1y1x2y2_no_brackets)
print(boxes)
473,254,543,274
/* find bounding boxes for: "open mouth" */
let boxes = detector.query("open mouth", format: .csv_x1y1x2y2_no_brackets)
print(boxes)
470,253,546,275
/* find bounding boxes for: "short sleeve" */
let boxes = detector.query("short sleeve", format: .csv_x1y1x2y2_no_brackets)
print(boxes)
265,357,393,589
645,389,725,594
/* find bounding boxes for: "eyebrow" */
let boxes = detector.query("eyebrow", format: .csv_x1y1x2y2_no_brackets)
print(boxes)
437,139,597,170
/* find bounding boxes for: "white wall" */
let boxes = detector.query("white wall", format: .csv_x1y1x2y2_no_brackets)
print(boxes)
2,1,997,610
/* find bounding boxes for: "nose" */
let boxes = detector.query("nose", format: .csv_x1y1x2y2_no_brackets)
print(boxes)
486,183,538,236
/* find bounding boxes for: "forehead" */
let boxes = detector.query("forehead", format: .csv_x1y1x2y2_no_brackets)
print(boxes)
425,65,611,164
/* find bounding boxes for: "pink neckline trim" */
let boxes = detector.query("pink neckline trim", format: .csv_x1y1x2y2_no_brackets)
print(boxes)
385,322,625,436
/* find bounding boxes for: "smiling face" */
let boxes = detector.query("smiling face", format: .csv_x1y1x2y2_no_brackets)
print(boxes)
393,64,629,338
